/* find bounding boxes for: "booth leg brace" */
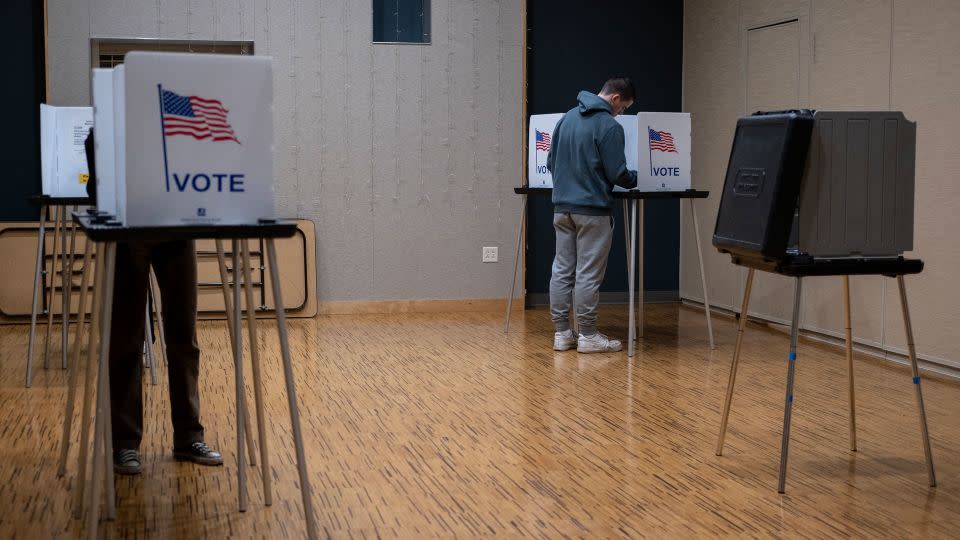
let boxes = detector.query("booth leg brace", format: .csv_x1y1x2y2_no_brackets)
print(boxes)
898,275,937,487
777,277,803,493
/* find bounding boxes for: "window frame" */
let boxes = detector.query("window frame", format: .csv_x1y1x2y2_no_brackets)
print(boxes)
372,0,431,45
90,38,255,68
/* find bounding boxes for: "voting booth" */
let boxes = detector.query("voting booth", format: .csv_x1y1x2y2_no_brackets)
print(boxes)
514,111,714,355
712,110,936,494
27,106,96,388
57,52,319,540
713,109,917,266
92,52,274,226
527,112,691,191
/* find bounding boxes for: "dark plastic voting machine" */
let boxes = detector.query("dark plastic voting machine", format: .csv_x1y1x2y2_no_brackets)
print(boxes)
713,110,814,264
713,110,917,270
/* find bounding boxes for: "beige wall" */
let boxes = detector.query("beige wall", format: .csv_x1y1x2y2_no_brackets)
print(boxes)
46,0,524,305
683,0,960,370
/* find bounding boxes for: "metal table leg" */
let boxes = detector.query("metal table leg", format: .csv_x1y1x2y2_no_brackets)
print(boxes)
144,297,158,386
44,205,64,368
627,200,637,357
622,200,639,342
26,204,49,387
62,206,79,369
504,194,526,333
86,241,117,540
216,240,258,467
58,240,94,477
777,277,803,493
265,239,318,540
242,239,273,505
637,200,644,340
716,268,755,455
149,269,169,367
622,200,630,289
843,276,857,451
231,239,249,512
73,246,103,519
897,275,937,487
689,199,715,349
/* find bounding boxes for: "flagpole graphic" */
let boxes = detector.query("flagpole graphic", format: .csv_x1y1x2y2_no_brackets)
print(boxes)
157,84,171,192
647,125,653,177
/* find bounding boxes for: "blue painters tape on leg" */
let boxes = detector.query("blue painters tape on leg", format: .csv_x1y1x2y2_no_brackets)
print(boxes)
789,352,796,361
788,394,793,402
913,376,920,385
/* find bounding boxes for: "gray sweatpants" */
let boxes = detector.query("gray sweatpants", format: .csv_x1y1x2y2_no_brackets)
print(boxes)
550,212,613,336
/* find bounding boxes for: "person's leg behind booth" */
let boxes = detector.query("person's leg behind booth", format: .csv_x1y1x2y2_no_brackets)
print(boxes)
573,214,619,353
150,239,222,466
550,213,578,351
109,242,152,475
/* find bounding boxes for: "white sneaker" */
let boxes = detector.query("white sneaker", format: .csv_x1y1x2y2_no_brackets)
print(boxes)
553,330,577,351
577,332,623,353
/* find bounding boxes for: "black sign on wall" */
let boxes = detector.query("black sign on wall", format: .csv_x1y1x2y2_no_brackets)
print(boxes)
2,0,45,221
525,0,683,301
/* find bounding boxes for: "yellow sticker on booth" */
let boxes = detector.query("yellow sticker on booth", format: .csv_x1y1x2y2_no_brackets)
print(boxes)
79,173,89,185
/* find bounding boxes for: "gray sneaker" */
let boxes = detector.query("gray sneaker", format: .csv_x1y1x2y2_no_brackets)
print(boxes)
173,441,223,466
553,329,577,351
114,448,142,475
577,332,623,353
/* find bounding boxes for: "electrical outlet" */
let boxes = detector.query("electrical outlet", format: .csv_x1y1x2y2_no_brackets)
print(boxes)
482,246,498,263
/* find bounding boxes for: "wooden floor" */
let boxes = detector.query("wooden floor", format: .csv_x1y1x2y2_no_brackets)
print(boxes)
1,303,959,538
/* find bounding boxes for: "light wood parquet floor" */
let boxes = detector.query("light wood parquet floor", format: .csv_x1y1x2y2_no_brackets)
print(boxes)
1,303,959,538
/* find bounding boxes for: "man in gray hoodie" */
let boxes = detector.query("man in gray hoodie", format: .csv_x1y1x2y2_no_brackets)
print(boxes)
546,78,638,353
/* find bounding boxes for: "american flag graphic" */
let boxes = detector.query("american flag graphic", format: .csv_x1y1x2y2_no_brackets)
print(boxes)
535,129,551,151
648,128,677,153
161,89,240,143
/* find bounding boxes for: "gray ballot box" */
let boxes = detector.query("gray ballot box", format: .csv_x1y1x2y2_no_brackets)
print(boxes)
714,110,917,266
797,111,916,258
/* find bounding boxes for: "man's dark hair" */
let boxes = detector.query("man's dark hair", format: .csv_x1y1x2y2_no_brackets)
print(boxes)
600,77,636,101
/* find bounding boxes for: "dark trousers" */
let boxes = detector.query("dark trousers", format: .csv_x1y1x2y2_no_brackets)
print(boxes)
109,240,204,450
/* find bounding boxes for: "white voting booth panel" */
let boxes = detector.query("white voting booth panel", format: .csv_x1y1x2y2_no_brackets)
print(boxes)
617,115,640,173
634,112,691,192
113,65,127,221
92,69,117,216
527,113,563,188
613,113,691,192
528,111,691,191
93,52,274,226
40,105,93,198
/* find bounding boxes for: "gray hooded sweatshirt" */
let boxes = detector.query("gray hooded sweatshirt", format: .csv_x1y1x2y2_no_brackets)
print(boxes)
547,91,638,215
